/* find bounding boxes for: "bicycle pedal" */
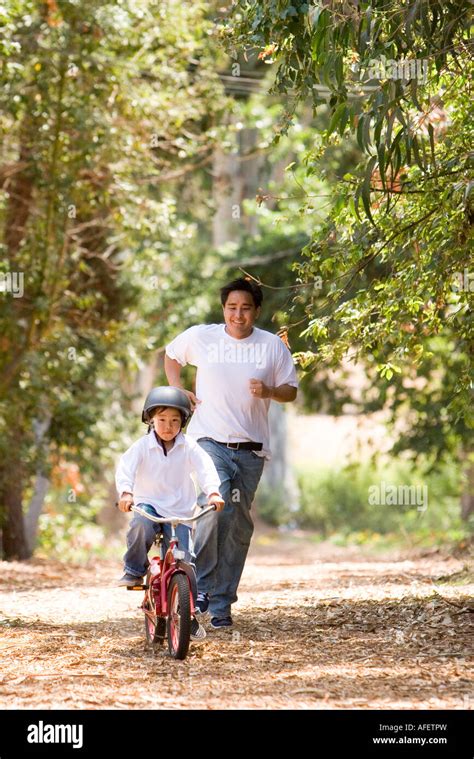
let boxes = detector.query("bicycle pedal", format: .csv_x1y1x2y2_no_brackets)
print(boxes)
127,584,148,591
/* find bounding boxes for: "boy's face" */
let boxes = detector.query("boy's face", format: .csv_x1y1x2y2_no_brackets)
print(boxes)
222,290,260,340
152,407,182,440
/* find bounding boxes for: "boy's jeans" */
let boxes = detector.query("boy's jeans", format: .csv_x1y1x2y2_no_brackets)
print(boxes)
194,438,265,619
123,506,194,577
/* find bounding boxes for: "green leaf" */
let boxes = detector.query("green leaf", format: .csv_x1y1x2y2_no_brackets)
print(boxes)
363,113,372,150
338,106,349,135
377,143,386,189
328,102,346,136
412,133,425,171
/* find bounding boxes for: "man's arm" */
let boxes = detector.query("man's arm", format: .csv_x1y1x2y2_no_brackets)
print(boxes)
164,354,200,408
269,383,297,403
164,355,185,388
249,378,297,403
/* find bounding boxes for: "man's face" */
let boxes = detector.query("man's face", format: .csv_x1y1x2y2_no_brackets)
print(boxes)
222,290,260,339
152,407,182,441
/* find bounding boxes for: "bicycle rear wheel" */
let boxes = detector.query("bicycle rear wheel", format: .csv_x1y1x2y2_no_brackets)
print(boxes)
144,574,166,646
167,573,191,660
144,610,166,646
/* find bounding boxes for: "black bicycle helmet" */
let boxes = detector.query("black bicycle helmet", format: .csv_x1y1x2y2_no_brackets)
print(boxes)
142,386,192,427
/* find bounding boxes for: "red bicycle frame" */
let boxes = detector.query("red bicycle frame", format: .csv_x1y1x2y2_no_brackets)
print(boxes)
130,504,216,657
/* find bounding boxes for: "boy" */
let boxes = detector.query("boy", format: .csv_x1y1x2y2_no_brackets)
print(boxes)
116,386,224,641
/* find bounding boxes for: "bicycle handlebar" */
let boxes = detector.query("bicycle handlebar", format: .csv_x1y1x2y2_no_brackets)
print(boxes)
130,503,217,525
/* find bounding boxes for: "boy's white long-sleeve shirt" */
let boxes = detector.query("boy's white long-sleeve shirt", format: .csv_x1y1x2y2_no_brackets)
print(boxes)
115,431,221,518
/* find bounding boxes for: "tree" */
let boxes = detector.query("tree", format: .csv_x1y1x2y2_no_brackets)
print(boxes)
0,0,229,558
222,1,473,516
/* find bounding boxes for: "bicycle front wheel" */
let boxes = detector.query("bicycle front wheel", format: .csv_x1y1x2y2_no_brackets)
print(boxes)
167,573,191,660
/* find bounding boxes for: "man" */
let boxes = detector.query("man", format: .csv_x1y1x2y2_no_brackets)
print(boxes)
164,277,298,628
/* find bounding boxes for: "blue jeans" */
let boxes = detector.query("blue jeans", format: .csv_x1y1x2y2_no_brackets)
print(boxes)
194,439,265,618
123,506,194,577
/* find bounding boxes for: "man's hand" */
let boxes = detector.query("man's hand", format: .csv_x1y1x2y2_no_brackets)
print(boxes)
118,493,134,512
249,378,272,399
249,379,297,403
208,493,225,512
164,356,201,410
181,388,201,411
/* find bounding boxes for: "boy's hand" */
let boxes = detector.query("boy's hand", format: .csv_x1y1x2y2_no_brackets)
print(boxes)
118,493,134,512
208,493,225,512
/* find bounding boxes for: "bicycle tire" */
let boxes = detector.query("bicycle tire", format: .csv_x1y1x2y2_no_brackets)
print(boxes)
144,610,166,646
143,573,166,646
167,573,191,660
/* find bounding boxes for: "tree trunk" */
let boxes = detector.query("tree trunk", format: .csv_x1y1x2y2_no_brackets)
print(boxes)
23,415,52,553
212,126,264,247
1,463,30,560
0,410,31,559
24,474,50,555
0,82,38,559
1,119,36,397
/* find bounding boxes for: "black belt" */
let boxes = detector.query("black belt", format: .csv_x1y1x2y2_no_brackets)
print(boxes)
213,440,263,451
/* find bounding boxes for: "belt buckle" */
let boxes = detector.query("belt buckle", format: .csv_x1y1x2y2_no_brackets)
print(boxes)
226,442,239,450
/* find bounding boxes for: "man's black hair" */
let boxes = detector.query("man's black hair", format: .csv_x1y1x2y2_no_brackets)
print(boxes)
220,277,263,309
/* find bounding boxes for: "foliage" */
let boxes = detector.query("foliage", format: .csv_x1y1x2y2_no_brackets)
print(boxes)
255,479,293,526
36,489,103,560
221,1,473,476
0,0,230,556
295,458,468,539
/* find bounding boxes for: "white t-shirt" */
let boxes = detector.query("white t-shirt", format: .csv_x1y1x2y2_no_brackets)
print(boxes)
115,431,221,518
165,324,299,459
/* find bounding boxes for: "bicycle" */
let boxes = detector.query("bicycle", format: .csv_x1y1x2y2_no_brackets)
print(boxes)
126,503,216,660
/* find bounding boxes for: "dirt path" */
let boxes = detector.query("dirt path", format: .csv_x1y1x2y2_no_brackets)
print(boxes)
0,532,472,710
